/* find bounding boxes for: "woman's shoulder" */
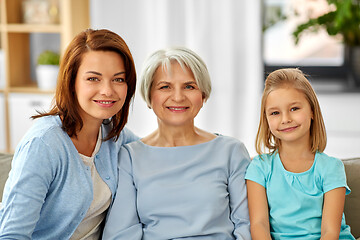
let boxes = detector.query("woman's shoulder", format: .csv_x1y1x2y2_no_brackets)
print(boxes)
116,127,140,144
14,116,80,164
12,116,73,168
212,135,251,162
21,115,65,143
214,134,245,146
121,139,145,153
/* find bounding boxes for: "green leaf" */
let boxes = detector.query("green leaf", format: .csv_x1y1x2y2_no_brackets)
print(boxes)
37,50,60,65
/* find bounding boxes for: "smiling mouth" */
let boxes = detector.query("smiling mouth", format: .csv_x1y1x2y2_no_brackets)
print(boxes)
95,100,116,104
167,107,189,110
279,126,298,132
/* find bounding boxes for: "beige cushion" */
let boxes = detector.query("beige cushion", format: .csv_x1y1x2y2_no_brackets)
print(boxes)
0,153,12,202
343,158,360,238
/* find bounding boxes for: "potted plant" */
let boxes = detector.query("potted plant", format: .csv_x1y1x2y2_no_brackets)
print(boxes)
292,0,360,86
36,50,60,90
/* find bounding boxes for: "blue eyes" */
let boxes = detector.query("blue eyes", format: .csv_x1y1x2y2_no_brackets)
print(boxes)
159,85,196,90
269,107,300,116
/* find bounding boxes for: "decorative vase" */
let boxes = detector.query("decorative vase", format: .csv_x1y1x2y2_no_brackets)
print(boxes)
36,65,59,90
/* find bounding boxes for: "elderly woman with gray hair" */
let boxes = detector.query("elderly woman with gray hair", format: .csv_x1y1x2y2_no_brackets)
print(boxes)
103,46,251,239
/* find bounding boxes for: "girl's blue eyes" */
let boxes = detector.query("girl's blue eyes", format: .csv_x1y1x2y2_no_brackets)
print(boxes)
269,107,300,116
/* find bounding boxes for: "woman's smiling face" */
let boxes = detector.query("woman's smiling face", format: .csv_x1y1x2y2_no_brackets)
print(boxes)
150,62,204,128
75,50,128,125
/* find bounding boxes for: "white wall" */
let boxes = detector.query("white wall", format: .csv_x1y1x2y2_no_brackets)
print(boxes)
89,1,360,159
90,0,263,156
317,92,360,159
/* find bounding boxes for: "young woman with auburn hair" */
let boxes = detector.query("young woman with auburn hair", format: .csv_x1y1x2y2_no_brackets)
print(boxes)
0,29,139,239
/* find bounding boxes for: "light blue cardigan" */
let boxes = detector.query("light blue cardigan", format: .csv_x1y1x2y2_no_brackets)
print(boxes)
0,115,138,239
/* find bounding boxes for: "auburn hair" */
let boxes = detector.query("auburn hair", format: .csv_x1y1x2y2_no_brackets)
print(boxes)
33,29,136,141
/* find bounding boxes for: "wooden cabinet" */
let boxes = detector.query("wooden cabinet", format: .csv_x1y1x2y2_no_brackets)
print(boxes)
0,0,89,152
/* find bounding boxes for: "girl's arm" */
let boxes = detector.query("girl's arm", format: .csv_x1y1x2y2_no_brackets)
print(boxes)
320,187,346,240
246,180,272,240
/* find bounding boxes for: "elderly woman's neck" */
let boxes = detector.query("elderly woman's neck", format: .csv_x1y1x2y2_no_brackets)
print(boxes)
142,125,216,147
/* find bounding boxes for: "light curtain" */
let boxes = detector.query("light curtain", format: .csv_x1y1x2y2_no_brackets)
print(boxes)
91,0,263,156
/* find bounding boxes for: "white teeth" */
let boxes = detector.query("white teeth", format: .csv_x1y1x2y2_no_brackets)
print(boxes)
168,107,186,110
98,101,113,104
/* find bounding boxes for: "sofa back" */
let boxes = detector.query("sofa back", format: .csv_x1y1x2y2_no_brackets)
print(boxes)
0,154,359,237
343,158,360,238
0,153,12,202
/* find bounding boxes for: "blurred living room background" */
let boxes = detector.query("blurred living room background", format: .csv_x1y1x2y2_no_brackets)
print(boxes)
0,0,359,158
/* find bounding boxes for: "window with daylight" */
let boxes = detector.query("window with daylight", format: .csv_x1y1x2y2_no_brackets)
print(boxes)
262,0,347,85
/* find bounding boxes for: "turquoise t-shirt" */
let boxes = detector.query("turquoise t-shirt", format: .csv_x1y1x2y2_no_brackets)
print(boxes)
245,151,355,239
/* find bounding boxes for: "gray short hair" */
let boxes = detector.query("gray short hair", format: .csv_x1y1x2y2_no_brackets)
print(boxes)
140,46,212,107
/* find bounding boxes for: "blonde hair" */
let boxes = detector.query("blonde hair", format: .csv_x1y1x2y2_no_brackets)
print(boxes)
255,68,326,155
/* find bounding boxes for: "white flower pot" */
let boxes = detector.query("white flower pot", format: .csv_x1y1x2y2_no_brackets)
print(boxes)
36,65,59,90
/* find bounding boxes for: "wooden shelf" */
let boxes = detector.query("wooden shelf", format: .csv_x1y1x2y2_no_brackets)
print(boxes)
9,86,55,94
4,24,62,33
0,0,90,152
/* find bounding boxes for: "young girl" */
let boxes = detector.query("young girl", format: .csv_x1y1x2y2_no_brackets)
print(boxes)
245,68,355,239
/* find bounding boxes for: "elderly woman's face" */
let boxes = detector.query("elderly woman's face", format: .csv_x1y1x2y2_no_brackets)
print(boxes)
150,62,204,127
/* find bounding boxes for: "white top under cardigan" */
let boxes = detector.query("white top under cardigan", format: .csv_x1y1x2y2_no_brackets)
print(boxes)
71,127,112,240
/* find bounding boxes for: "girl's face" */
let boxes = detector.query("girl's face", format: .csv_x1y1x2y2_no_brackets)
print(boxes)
265,87,313,146
75,50,128,126
150,62,204,128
